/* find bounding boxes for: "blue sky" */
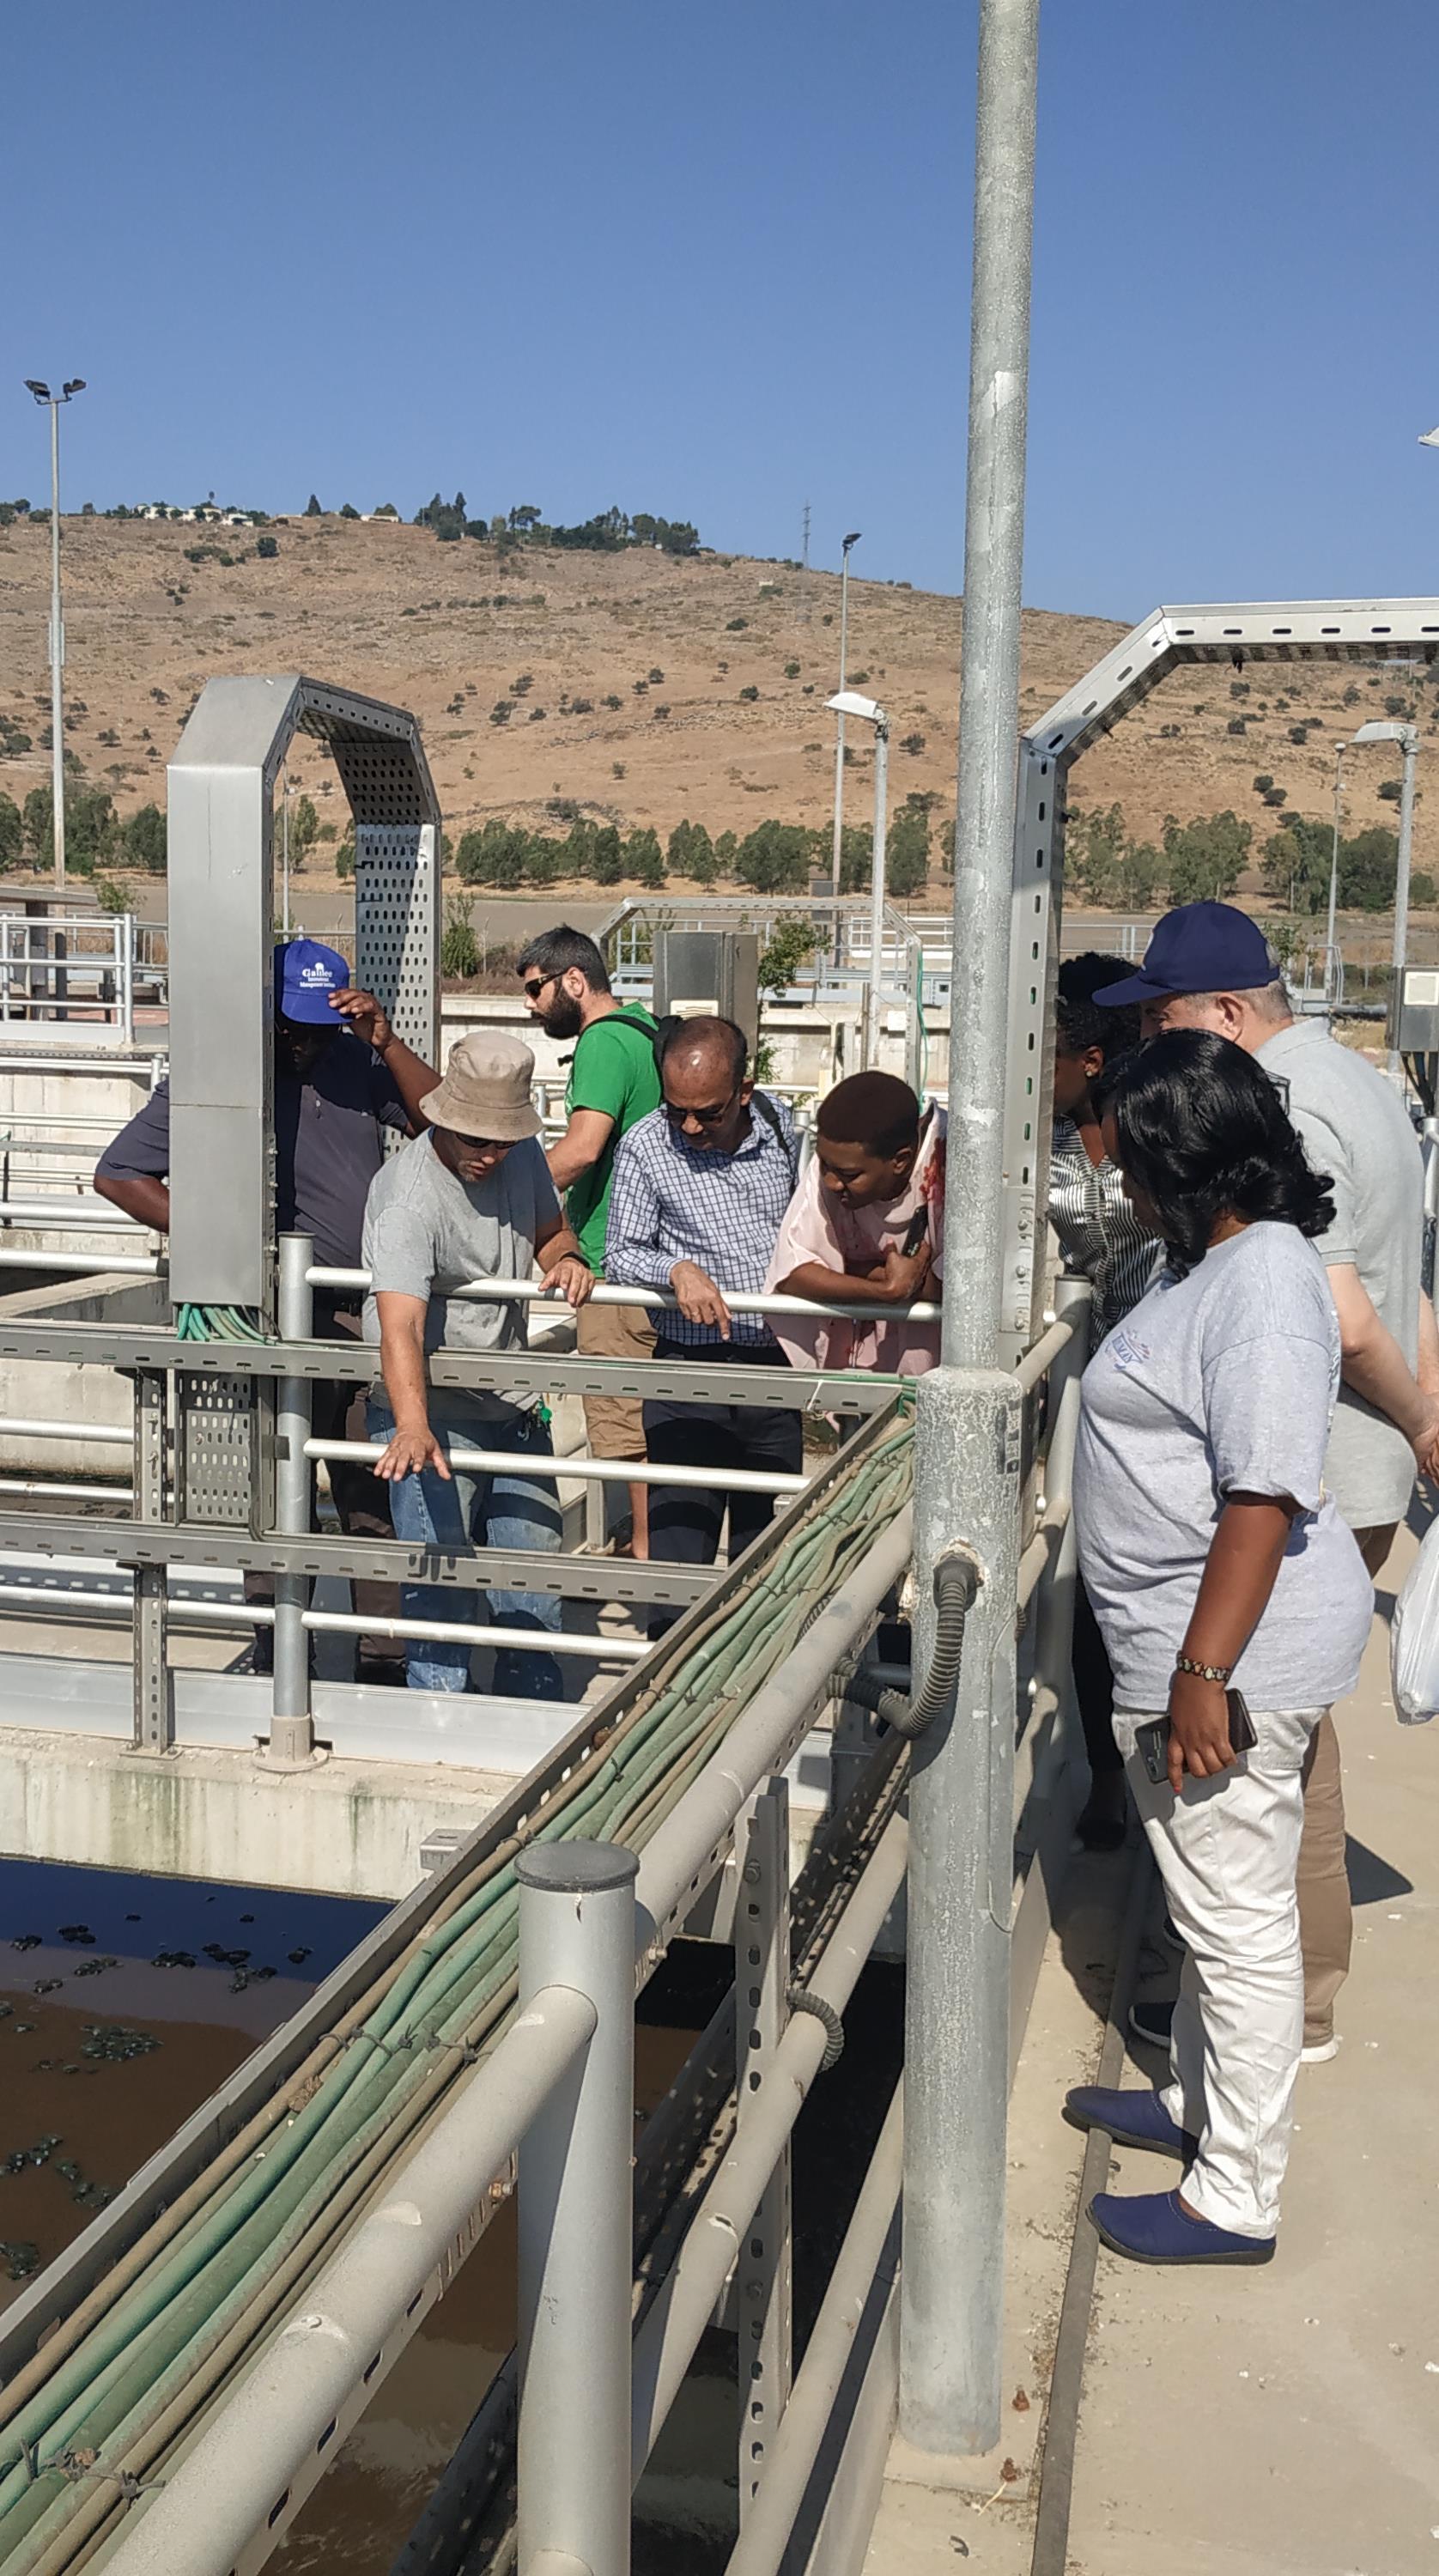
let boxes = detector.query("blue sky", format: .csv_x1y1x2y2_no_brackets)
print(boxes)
4,0,1436,624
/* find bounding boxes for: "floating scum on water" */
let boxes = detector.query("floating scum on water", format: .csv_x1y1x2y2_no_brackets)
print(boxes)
0,1410,914,2575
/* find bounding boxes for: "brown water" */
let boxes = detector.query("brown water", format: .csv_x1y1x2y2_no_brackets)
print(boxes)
0,1865,901,2576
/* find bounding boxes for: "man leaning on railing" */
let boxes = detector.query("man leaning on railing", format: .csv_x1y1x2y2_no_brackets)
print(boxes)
604,1016,802,1599
363,1030,592,1701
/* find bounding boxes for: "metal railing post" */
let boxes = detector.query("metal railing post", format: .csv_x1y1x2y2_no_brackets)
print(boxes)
129,1369,171,1752
1028,1278,1089,1777
119,909,136,1047
902,0,1039,2462
267,1231,315,1767
517,1841,638,2576
736,1778,792,2524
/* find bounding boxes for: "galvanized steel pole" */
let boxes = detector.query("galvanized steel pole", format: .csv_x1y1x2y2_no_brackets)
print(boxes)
902,0,1039,2460
518,1841,638,2576
1389,726,1419,1080
47,398,66,893
267,1230,315,1766
866,717,890,1066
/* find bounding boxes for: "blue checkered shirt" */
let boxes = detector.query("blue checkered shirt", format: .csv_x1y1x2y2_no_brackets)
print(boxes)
605,1097,798,1346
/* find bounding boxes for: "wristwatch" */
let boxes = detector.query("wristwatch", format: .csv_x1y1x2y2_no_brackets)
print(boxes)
1174,1653,1232,1685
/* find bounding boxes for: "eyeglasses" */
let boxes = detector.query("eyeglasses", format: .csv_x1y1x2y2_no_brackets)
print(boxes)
665,1095,738,1128
450,1133,515,1155
522,973,558,1002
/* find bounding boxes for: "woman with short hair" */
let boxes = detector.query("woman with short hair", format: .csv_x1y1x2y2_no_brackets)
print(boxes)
1066,1030,1372,2265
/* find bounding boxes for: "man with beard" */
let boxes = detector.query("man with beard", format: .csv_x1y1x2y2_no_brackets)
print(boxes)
516,926,661,1554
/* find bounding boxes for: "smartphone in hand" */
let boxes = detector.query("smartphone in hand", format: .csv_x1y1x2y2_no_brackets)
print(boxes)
1135,1690,1256,1786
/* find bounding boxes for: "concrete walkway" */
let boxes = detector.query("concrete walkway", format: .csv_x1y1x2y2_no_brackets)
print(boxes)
868,1519,1439,2576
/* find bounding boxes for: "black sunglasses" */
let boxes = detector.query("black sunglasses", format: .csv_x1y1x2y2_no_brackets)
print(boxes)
665,1094,738,1127
522,972,559,1001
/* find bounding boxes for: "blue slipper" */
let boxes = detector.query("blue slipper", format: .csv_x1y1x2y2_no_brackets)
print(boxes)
1089,2187,1275,2266
1062,2085,1197,2162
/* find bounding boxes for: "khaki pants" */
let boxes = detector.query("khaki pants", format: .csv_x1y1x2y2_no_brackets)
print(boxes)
1296,1518,1396,2043
576,1295,655,1461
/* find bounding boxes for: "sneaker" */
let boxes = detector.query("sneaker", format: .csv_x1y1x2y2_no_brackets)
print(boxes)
1301,2032,1340,2064
1128,1996,1175,2050
1088,2187,1274,2267
1062,2085,1198,2162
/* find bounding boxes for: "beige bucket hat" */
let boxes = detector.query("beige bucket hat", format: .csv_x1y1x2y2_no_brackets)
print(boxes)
419,1032,543,1140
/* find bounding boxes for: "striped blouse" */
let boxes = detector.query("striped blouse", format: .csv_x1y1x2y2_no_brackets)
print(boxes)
1048,1118,1162,1345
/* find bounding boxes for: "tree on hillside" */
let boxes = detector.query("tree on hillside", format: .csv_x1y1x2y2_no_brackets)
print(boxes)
122,804,167,873
1260,817,1332,914
508,504,543,535
287,794,319,871
256,534,279,559
886,805,930,898
0,793,21,871
624,826,665,889
1339,825,1400,912
734,820,812,895
373,502,399,519
1161,810,1251,906
304,494,322,516
339,502,360,519
667,819,716,885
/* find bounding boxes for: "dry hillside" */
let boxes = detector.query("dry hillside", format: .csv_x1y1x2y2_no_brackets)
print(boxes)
0,513,1433,895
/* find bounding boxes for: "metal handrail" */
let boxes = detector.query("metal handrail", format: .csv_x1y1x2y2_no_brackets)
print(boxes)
308,1435,808,1498
309,1267,943,1326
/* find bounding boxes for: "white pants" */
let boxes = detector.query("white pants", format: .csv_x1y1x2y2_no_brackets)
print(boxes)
1114,1704,1324,2239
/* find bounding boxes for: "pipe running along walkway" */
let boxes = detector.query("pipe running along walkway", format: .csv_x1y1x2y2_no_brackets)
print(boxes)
0,1406,915,2576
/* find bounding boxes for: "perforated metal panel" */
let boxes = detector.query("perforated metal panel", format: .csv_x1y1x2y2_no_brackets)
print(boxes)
167,677,441,1315
176,1374,269,1528
353,820,439,1066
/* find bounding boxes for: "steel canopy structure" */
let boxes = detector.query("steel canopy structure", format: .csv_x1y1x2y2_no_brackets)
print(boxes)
167,675,440,1319
999,597,1439,1357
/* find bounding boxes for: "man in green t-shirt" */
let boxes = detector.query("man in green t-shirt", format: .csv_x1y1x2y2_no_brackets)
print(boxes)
518,925,661,1555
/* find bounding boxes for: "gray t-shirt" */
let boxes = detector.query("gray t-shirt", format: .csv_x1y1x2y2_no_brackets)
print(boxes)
1075,1223,1372,1712
1259,1018,1423,1530
362,1132,560,1420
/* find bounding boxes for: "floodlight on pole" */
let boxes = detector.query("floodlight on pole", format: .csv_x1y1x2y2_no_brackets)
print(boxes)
825,688,890,1063
829,531,863,906
22,372,87,893
1347,718,1421,1077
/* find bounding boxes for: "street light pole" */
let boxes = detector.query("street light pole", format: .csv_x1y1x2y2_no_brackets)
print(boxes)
1392,726,1419,1077
829,531,862,905
825,689,890,1064
1345,716,1423,1077
23,377,86,895
1327,740,1346,1007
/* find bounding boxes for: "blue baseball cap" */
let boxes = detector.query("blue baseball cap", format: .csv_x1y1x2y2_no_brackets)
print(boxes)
1095,902,1278,1008
274,938,350,1024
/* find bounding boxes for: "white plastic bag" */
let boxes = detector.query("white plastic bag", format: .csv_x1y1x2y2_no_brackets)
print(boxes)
1389,1516,1439,1723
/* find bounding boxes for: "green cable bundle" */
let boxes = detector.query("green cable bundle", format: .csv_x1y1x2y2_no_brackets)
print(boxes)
0,1414,914,2574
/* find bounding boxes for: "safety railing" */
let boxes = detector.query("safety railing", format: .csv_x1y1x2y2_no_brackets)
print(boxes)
0,1272,1092,2576
0,909,164,1045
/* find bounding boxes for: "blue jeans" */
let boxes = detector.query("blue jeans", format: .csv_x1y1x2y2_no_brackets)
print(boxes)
367,1399,563,1697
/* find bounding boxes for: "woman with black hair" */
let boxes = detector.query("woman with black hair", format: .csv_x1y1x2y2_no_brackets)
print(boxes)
1066,1030,1372,2267
1049,954,1162,1850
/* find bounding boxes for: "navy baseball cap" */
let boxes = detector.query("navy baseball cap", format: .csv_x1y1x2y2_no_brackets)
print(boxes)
1095,902,1278,1008
275,938,349,1024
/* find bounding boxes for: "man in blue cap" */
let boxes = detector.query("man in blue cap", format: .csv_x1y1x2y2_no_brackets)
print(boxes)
1096,899,1439,2058
94,939,439,1683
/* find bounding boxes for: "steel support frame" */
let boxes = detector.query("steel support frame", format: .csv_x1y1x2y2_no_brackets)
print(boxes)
268,1231,315,1766
735,1778,793,2524
999,594,1439,1359
0,1322,902,1418
0,1512,713,1608
166,675,440,1319
517,1844,638,2576
127,1368,170,1753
